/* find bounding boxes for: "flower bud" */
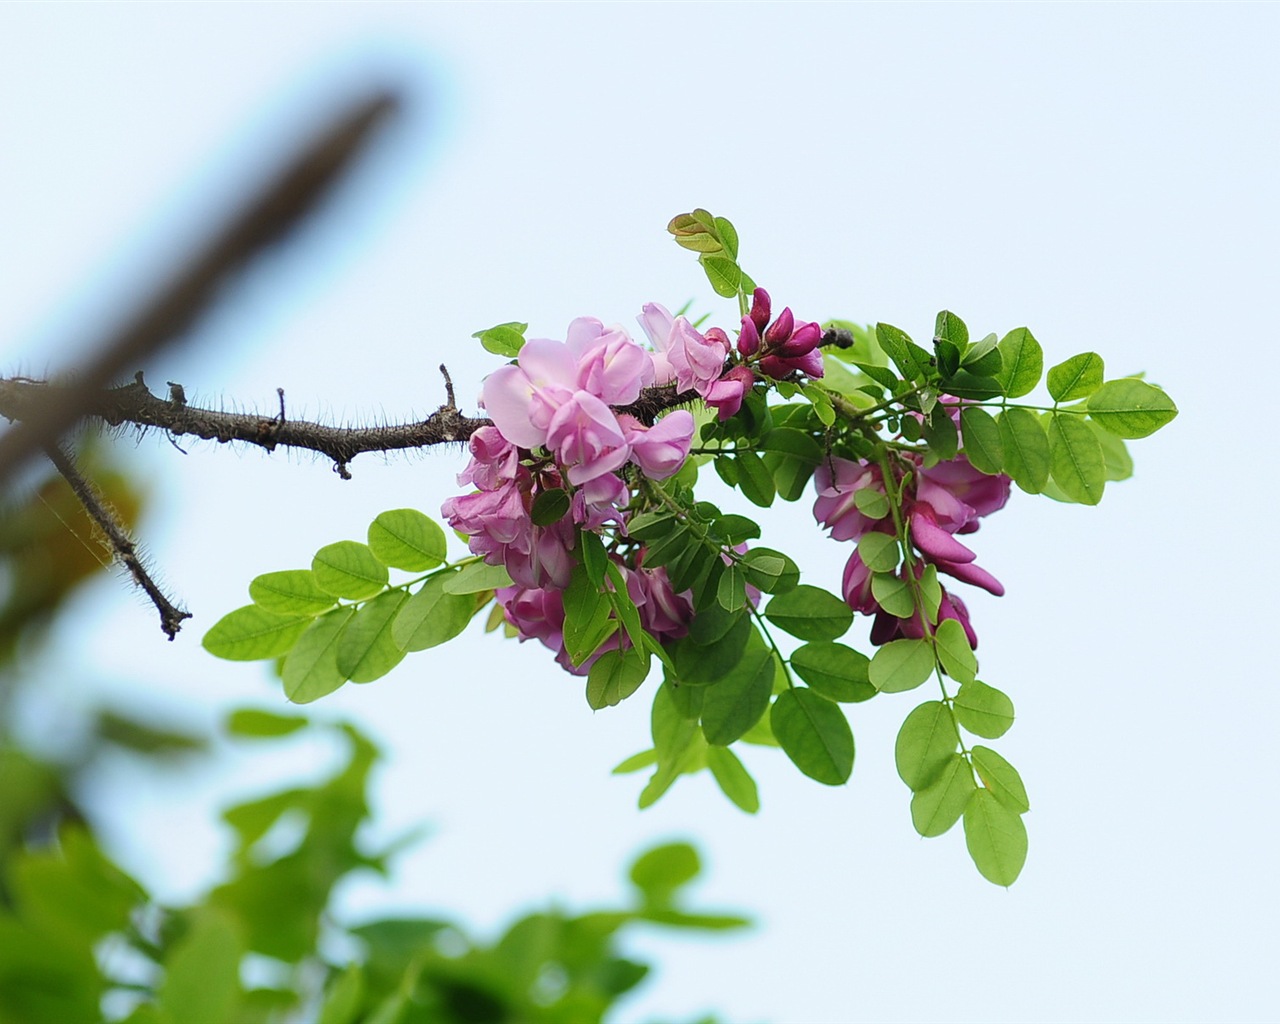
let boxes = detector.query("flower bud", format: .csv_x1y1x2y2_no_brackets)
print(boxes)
764,306,795,347
749,288,772,333
737,316,760,356
704,326,731,352
777,320,822,358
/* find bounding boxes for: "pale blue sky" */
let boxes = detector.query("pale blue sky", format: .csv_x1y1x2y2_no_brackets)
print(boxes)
1,5,1276,1021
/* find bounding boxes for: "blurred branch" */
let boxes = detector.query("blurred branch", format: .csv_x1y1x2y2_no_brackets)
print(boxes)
0,90,400,487
0,368,489,481
43,442,190,640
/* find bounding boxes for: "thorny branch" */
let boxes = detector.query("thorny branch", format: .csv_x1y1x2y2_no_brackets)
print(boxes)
0,368,490,481
43,442,191,640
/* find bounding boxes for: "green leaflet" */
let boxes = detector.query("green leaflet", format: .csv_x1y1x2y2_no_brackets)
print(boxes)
894,700,960,791
763,585,852,642
1087,378,1178,438
312,541,389,600
366,509,447,571
203,605,312,662
442,561,514,594
868,638,935,693
700,648,774,745
562,565,615,667
733,450,776,507
739,547,799,594
629,842,701,907
994,327,1043,398
671,613,753,684
959,406,1004,475
225,709,309,738
970,745,1030,814
953,680,1015,738
998,407,1051,494
248,570,336,616
789,643,874,703
156,908,244,1024
706,746,760,814
1048,413,1106,505
871,572,914,618
857,533,900,573
284,607,356,704
586,650,650,710
392,575,475,652
963,789,1028,886
1047,351,1104,402
771,688,854,786
471,321,528,357
934,618,977,685
336,590,408,683
910,754,976,837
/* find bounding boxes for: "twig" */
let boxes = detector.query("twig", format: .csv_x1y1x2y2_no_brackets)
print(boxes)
0,91,400,487
43,443,191,640
0,370,490,480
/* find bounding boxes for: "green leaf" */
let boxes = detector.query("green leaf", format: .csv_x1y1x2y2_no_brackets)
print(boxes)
853,488,890,519
1086,378,1178,438
442,561,514,594
971,745,1030,813
337,590,408,683
706,746,759,813
283,607,355,703
700,649,774,745
739,547,799,594
869,638,935,693
713,215,739,260
760,428,822,501
1047,351,1105,402
910,754,976,837
771,688,854,785
871,572,915,618
714,513,761,544
249,570,336,616
629,842,701,906
579,528,608,587
367,509,446,571
157,908,244,1024
953,680,1016,738
586,649,650,709
1048,413,1106,505
934,310,969,350
919,564,942,625
641,524,691,570
391,574,475,651
963,789,1028,885
1093,420,1134,481
701,254,741,297
923,405,959,460
563,565,615,666
612,749,658,775
856,532,900,573
671,613,752,684
716,563,747,611
225,709,308,738
934,618,977,684
998,408,1051,494
995,327,1043,398
529,487,571,526
312,541,389,600
605,561,644,651
627,510,677,541
203,605,311,661
895,700,960,791
875,322,926,380
471,321,527,358
763,585,853,642
318,964,365,1024
962,331,999,366
941,371,1003,401
959,406,1004,474
734,450,776,507
789,643,874,702
666,676,705,719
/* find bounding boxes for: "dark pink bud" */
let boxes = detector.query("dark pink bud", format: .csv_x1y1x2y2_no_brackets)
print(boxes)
764,306,795,347
777,320,822,358
749,288,772,333
738,316,760,356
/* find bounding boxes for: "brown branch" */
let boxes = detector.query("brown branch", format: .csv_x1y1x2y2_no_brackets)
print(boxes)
0,369,491,480
43,442,191,640
0,91,400,487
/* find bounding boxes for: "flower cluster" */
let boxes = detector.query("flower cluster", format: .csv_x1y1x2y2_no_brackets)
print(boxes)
814,443,1011,648
445,297,827,673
